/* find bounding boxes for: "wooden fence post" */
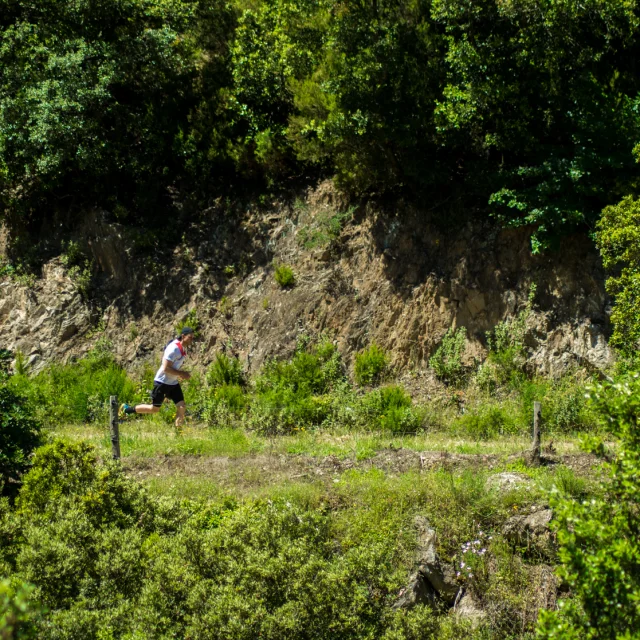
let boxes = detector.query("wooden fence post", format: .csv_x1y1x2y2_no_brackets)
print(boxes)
530,401,542,467
109,395,121,461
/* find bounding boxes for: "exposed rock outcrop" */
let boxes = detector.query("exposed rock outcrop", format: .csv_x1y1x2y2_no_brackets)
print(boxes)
454,592,486,627
0,181,614,379
395,516,460,609
502,508,555,556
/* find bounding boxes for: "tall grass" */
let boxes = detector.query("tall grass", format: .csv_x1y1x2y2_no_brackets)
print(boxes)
9,334,601,442
9,344,138,426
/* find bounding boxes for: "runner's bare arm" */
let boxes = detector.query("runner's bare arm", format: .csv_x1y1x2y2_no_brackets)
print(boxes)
162,358,191,380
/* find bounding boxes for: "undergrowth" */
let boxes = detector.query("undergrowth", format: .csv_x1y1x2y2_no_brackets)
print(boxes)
7,333,599,439
0,439,589,639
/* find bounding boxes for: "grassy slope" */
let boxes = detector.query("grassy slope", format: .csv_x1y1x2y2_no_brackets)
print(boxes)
48,419,603,637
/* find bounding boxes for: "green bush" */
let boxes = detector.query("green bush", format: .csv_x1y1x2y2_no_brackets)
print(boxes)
274,264,295,288
537,375,640,638
429,327,466,385
479,287,536,391
8,345,138,426
176,310,202,339
352,385,422,434
0,438,481,639
355,344,388,386
517,376,598,435
248,341,344,434
596,195,640,357
0,578,41,639
207,353,245,387
257,343,343,396
451,404,519,440
0,384,41,496
297,207,355,250
203,384,248,427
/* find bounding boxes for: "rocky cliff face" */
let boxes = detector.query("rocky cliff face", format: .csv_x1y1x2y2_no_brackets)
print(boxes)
0,181,613,380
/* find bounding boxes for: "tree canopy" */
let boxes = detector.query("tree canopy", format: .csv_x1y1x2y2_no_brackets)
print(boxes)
2,0,640,249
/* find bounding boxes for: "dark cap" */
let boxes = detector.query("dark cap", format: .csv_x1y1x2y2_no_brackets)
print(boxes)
180,326,194,336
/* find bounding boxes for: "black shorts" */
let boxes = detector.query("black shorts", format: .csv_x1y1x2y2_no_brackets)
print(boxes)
151,382,184,407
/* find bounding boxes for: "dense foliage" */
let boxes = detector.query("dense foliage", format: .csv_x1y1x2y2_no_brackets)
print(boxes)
596,196,640,357
2,0,640,249
0,351,41,496
0,0,235,232
9,342,137,427
0,440,478,639
538,376,640,638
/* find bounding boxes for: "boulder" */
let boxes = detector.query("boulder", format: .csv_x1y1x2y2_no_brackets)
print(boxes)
393,572,436,610
502,508,555,555
420,561,459,605
454,592,486,628
414,515,437,565
409,516,460,606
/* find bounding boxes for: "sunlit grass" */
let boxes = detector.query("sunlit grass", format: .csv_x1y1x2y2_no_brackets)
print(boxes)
52,419,585,460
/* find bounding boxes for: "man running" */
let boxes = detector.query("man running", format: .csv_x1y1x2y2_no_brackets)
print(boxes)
120,326,194,428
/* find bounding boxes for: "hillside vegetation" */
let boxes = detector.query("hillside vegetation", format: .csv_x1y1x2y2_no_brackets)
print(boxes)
3,0,640,638
1,332,640,638
2,0,640,255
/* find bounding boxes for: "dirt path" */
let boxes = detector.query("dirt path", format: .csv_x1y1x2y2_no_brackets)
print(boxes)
124,448,601,490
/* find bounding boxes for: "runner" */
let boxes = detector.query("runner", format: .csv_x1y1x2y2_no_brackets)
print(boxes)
120,327,194,428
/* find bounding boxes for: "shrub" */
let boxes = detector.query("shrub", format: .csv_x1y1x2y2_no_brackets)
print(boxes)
0,579,41,639
218,296,233,317
248,342,344,434
356,385,422,434
8,346,138,426
429,327,467,385
274,264,295,288
18,440,162,531
517,376,598,434
176,309,201,338
17,441,97,515
480,286,536,391
451,404,519,440
207,353,245,387
537,375,640,638
0,385,41,496
355,344,388,386
297,207,355,250
596,196,640,357
204,384,248,426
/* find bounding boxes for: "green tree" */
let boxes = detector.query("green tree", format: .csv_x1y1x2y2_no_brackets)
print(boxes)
0,0,235,234
232,0,445,192
432,0,640,250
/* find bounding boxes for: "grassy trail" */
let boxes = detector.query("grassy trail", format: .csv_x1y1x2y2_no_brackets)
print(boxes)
55,421,601,502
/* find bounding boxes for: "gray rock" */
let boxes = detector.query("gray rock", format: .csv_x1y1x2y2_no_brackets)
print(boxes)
502,508,555,554
393,572,436,610
414,515,437,565
412,516,460,605
486,472,533,491
420,561,459,605
59,321,78,342
454,592,486,627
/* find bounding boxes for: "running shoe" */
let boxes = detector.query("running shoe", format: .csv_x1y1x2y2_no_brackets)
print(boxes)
119,403,133,419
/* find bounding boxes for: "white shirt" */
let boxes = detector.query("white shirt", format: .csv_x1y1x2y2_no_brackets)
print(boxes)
154,340,185,385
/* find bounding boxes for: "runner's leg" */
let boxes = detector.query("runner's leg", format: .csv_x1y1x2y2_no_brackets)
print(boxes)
133,404,160,414
175,401,186,428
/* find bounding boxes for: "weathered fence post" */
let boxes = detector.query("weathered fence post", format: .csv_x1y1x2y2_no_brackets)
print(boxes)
530,401,542,467
109,395,121,461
